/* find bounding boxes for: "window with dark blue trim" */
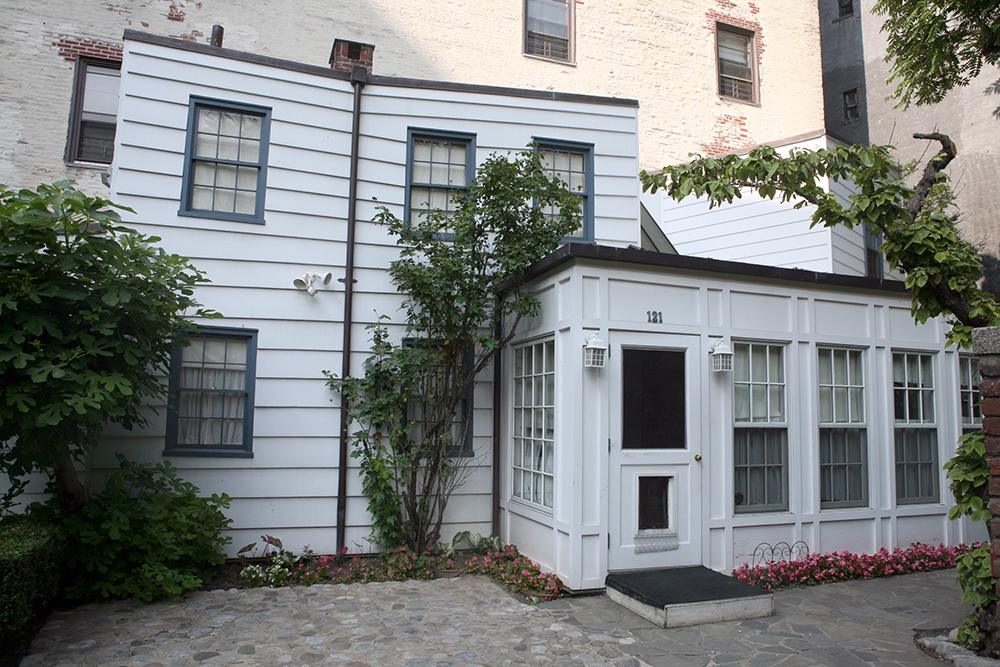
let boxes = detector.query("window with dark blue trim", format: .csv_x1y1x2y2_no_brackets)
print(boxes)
179,96,271,224
165,327,257,458
401,338,474,456
534,138,594,242
405,129,476,226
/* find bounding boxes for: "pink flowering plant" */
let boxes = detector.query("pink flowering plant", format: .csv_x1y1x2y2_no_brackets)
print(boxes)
733,542,980,590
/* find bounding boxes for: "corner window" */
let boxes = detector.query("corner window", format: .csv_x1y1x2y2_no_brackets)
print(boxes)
960,356,982,434
733,343,787,512
535,138,594,242
511,340,555,509
524,0,573,62
838,0,854,17
65,57,120,165
401,338,474,456
165,328,257,457
717,24,756,103
843,89,860,122
405,129,476,226
179,97,271,224
818,348,868,509
893,352,939,504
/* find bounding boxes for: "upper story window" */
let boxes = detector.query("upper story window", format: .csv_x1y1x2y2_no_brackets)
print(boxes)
838,0,854,17
717,24,756,103
818,348,868,509
405,129,476,226
165,327,257,458
864,224,883,279
65,57,120,165
733,343,788,513
959,356,982,434
524,0,573,62
535,138,594,242
179,97,271,224
844,88,861,122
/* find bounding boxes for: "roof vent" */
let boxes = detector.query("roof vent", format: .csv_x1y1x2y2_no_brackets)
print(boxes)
330,39,375,74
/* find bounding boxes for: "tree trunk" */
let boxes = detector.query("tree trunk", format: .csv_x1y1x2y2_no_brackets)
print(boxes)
53,440,88,517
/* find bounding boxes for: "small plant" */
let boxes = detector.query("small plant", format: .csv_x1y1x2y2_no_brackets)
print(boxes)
239,564,265,588
33,455,232,602
237,536,313,588
440,531,504,557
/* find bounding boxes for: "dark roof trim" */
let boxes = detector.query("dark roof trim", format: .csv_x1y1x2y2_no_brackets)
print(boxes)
123,30,639,109
526,243,909,294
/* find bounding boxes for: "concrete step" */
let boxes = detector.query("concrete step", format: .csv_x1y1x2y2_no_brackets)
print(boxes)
605,566,773,628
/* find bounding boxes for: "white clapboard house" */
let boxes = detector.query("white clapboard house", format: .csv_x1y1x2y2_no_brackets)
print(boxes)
98,31,982,592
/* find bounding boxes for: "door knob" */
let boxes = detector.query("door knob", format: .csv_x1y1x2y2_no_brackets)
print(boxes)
694,454,702,462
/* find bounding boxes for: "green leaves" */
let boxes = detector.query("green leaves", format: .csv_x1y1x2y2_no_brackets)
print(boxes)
0,181,215,515
330,146,581,553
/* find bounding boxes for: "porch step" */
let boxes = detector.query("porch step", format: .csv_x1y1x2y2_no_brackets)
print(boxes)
605,566,773,628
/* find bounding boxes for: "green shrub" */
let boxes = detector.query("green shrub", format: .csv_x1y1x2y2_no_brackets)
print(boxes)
37,456,231,602
0,517,65,666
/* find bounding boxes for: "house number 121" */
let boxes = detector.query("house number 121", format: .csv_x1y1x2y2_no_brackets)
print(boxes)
647,311,663,324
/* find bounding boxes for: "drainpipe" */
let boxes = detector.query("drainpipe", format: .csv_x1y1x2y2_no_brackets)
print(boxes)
336,64,367,554
492,315,503,536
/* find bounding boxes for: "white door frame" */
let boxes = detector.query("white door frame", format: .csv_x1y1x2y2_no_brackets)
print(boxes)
608,331,703,571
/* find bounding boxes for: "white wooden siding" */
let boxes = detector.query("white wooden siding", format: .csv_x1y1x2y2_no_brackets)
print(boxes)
100,36,640,555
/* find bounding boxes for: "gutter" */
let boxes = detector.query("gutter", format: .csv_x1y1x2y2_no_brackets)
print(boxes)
336,65,367,553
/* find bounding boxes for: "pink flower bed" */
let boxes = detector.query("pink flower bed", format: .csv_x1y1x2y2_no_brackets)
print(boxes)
733,542,981,590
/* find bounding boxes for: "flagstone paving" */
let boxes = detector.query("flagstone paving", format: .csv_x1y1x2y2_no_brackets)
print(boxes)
19,569,986,667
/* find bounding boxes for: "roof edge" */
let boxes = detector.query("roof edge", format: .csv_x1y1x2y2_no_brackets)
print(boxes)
122,30,639,108
526,244,909,294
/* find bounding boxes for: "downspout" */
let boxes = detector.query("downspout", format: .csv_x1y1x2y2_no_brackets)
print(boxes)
336,64,367,553
491,315,503,536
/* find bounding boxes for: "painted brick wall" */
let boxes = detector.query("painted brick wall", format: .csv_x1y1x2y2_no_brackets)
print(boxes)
1,0,823,194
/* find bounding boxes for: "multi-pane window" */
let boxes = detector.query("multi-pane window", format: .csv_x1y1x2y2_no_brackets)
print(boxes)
165,328,257,457
818,348,868,508
65,58,120,165
843,89,860,122
960,356,982,434
717,25,756,103
524,0,572,62
180,97,271,224
536,139,593,241
511,340,555,509
401,339,474,455
406,130,475,225
893,353,938,504
733,343,787,512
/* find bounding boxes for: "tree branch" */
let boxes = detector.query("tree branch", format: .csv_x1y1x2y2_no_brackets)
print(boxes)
907,132,958,219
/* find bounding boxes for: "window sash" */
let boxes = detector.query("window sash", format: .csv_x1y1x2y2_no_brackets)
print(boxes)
820,428,868,508
894,428,939,504
535,139,594,242
959,356,982,430
734,343,785,423
818,348,864,424
893,353,934,423
406,133,475,224
734,428,787,513
166,329,256,457
717,26,754,102
66,58,120,165
525,0,571,61
511,339,555,509
180,97,271,224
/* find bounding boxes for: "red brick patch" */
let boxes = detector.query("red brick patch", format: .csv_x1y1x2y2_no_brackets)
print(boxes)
55,36,123,62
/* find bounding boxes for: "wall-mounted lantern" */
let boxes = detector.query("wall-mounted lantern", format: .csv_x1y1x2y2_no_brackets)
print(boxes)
710,338,734,373
584,331,607,369
293,272,333,296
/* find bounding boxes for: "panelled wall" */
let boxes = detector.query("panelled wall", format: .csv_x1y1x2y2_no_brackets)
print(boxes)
503,251,982,590
99,34,639,554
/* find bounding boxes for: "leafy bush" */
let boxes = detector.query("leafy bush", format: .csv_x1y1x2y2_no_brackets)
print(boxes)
733,542,978,590
0,517,65,667
36,456,231,602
